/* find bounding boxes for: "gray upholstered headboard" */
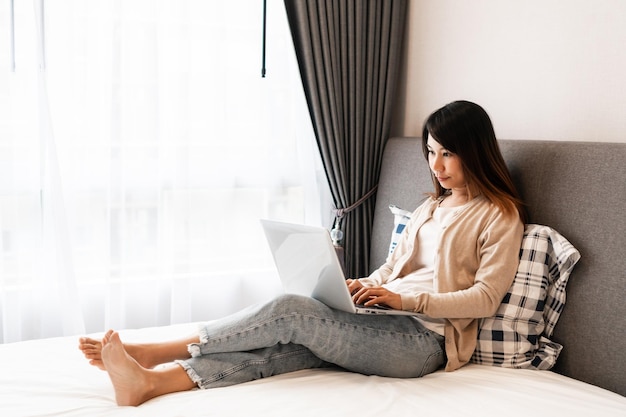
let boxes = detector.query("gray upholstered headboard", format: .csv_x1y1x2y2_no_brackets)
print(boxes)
370,137,626,396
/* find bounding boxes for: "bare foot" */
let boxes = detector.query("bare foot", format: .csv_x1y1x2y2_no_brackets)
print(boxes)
78,335,152,370
101,330,155,406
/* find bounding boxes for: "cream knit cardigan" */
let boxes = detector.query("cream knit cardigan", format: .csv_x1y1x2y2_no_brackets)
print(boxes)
360,195,524,371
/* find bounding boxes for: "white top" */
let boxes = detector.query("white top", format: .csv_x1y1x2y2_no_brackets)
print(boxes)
382,205,460,335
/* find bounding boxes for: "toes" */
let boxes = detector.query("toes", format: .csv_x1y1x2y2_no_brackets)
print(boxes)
84,351,100,359
79,345,101,355
79,337,103,351
109,331,122,344
102,330,115,346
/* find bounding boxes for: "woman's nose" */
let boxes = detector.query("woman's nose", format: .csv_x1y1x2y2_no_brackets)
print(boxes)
431,155,443,172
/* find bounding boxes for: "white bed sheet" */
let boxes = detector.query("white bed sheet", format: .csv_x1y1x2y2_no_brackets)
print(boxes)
1,323,624,417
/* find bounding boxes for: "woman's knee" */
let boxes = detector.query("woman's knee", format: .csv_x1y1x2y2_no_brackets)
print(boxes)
268,294,324,314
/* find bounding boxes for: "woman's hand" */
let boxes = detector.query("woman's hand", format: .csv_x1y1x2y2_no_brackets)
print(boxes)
346,280,402,310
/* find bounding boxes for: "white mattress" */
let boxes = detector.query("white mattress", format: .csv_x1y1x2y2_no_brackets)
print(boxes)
2,323,624,417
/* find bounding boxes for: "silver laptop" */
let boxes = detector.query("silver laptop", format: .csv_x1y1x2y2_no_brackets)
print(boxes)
260,219,420,316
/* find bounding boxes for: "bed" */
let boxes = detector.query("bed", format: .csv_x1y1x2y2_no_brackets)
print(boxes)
1,322,624,417
2,138,625,416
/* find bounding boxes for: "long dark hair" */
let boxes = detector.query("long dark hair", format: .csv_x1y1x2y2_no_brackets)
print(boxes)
421,100,527,223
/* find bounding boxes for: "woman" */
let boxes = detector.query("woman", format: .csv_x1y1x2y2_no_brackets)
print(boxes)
79,100,525,406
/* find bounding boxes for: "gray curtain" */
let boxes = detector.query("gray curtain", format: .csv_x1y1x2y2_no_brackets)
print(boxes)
284,0,408,278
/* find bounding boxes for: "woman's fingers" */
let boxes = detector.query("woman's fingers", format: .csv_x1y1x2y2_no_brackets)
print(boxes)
352,286,380,305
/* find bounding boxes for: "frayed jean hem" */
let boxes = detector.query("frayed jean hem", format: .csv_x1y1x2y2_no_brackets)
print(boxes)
188,324,210,358
175,360,204,388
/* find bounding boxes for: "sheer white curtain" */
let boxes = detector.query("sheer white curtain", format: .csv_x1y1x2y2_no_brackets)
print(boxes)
0,0,327,343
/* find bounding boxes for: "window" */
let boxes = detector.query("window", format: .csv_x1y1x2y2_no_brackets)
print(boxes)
0,0,324,342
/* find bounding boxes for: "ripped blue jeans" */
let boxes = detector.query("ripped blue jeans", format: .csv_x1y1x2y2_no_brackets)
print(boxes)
176,294,445,389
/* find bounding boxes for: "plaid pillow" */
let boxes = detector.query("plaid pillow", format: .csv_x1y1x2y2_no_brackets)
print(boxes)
471,224,580,369
388,205,412,254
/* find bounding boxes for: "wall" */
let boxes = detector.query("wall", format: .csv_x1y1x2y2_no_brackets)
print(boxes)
392,0,626,143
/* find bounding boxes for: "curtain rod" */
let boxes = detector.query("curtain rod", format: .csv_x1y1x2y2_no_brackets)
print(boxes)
261,0,267,77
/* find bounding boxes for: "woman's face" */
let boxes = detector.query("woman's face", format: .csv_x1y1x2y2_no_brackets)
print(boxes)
426,135,466,191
